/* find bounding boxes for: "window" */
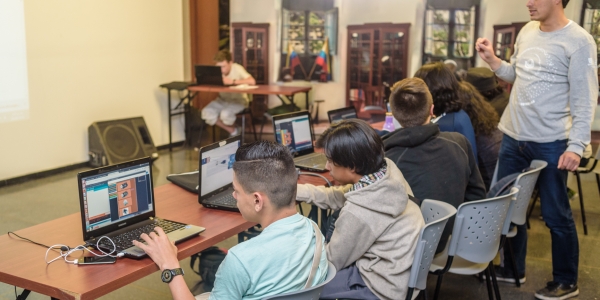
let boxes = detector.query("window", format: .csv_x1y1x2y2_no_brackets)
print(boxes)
280,0,338,81
422,4,479,71
582,3,600,60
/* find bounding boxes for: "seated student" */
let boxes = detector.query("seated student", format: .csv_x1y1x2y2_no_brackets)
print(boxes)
133,141,328,300
382,78,486,254
296,119,424,300
414,62,478,161
201,50,256,137
465,67,509,118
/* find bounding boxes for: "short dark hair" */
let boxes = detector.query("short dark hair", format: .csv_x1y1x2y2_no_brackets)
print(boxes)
214,50,232,62
389,78,433,128
316,119,384,176
233,141,297,209
563,0,569,8
414,62,463,116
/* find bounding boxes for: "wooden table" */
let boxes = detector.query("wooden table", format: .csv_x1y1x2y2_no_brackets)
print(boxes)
188,84,312,112
0,184,254,300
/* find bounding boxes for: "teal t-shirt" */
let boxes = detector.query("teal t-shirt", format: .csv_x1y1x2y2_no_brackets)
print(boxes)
208,213,328,300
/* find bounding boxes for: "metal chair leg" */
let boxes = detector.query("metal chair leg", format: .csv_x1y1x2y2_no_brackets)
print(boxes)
484,267,494,300
575,172,588,235
406,287,414,300
433,274,444,300
489,262,502,300
505,238,520,287
241,114,246,143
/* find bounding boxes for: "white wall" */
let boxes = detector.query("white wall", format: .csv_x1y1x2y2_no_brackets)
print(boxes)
0,0,185,180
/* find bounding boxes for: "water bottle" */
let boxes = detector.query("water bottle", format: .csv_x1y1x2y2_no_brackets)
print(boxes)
383,112,395,132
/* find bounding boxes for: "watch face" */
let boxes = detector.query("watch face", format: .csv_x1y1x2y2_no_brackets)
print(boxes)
162,270,172,283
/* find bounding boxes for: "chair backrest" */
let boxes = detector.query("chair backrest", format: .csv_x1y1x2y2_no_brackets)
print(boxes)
408,199,457,291
447,189,518,264
262,261,337,300
510,160,547,225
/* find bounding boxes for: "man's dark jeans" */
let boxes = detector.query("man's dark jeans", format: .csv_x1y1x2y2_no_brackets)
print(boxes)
497,135,578,285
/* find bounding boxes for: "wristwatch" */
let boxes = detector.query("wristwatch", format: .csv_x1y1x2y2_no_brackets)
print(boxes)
161,268,184,283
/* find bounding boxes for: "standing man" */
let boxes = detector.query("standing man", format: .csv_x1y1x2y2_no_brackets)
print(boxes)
201,50,256,137
476,0,597,299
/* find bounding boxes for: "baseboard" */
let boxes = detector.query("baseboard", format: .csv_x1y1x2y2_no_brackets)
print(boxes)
0,162,89,188
0,142,183,189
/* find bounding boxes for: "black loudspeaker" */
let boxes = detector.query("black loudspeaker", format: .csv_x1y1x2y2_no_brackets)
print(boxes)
88,117,159,167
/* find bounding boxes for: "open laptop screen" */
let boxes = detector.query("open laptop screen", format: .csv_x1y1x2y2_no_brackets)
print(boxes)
80,162,153,233
273,113,313,156
328,107,357,124
200,139,240,197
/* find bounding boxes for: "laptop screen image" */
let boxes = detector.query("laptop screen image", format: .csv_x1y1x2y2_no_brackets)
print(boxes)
273,114,314,156
328,107,357,124
200,139,240,197
80,162,153,233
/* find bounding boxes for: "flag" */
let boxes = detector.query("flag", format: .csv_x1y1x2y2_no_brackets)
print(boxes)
286,43,301,76
315,38,331,80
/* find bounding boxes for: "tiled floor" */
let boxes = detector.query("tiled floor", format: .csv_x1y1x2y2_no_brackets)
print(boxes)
1,127,600,300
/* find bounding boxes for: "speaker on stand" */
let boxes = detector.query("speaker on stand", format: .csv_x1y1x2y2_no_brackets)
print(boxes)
88,117,159,167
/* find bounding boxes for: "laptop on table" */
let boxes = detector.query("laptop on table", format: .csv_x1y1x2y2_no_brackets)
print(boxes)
78,157,205,259
194,65,224,86
327,106,357,124
272,111,328,172
198,135,241,212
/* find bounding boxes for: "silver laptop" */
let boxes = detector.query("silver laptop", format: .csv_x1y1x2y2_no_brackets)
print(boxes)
197,136,241,212
272,111,327,172
77,157,205,259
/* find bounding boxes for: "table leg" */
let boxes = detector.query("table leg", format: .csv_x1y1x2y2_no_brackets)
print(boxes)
16,289,30,300
167,88,173,152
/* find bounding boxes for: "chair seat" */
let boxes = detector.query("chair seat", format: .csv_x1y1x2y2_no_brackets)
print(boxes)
430,254,489,275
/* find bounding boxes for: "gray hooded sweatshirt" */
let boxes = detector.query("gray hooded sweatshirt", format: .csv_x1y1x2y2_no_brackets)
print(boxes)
296,158,424,300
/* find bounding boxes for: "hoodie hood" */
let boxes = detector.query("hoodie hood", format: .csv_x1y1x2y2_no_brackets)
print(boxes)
343,158,413,218
383,123,440,149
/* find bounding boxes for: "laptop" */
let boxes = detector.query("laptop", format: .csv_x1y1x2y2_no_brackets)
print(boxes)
194,65,224,86
77,157,205,259
272,111,328,172
198,135,241,212
327,106,357,124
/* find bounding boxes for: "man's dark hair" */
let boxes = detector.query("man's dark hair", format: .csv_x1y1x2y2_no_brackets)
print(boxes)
414,62,463,116
316,119,384,176
563,0,569,8
233,141,297,209
214,50,232,62
389,78,433,128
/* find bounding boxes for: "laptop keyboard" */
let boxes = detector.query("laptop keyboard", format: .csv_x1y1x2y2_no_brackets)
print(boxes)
97,219,186,251
205,193,237,207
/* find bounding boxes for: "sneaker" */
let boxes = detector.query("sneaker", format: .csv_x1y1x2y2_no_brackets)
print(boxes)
481,265,526,284
229,127,240,137
535,281,579,300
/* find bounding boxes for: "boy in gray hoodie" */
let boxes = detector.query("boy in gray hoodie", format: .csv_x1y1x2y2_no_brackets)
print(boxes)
296,119,424,300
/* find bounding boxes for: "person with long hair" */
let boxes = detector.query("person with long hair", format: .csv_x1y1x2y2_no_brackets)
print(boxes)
457,81,503,190
414,62,478,160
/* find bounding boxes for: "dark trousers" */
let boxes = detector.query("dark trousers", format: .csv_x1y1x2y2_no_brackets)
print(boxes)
320,264,379,300
497,135,579,285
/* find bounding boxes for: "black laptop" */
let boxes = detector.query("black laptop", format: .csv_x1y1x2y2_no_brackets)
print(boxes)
194,65,224,86
77,157,205,259
327,106,357,124
198,135,241,212
272,111,328,172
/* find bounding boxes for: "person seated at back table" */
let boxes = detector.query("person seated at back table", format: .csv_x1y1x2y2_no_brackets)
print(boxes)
414,62,478,161
133,141,328,300
296,119,424,300
382,77,486,254
201,50,256,137
465,67,509,118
